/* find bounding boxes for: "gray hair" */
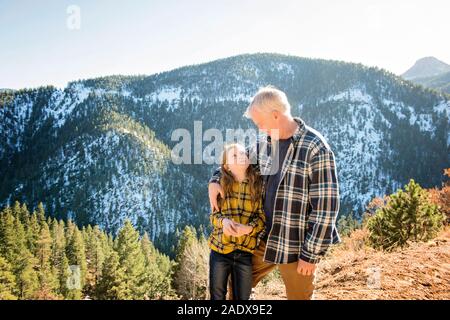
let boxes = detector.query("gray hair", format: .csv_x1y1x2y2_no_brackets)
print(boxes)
244,85,291,118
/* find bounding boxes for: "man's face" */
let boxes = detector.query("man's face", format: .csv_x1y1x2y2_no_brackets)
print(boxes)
248,107,280,139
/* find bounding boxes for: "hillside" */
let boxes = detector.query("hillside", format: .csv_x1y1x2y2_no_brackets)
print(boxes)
1,53,449,254
255,228,450,300
402,57,450,80
402,57,450,94
412,71,450,95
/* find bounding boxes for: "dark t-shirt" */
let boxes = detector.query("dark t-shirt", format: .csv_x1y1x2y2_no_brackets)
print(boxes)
263,137,292,239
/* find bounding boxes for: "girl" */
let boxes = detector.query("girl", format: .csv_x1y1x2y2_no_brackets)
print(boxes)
209,143,266,300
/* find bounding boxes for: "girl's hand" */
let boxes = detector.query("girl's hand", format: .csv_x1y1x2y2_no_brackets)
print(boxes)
222,218,239,236
234,224,253,236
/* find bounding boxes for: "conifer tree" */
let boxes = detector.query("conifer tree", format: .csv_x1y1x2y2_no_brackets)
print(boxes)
84,225,106,296
16,252,39,299
35,222,59,299
0,256,17,300
50,219,69,297
27,212,40,253
11,201,21,219
0,207,16,263
368,179,445,250
140,232,173,299
337,212,360,237
114,220,146,299
13,214,39,299
34,202,46,226
0,207,39,299
65,227,87,299
18,203,30,226
95,249,124,300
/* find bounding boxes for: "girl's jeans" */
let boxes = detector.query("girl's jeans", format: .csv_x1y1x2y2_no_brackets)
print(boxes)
209,249,252,300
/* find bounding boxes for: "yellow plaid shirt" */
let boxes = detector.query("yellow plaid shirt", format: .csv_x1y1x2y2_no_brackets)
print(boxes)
209,178,266,254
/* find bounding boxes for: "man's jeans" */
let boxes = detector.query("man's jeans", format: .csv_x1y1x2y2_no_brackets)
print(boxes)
209,249,253,300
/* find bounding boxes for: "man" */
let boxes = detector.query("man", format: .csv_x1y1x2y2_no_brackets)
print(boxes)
208,85,341,300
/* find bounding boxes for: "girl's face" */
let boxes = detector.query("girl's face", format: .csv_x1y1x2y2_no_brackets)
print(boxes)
225,145,249,176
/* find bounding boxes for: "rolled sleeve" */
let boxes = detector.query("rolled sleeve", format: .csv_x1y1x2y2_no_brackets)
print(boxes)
209,167,221,185
210,210,224,229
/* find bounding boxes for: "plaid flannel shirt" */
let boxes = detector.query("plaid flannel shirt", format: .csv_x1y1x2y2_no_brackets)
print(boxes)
209,117,341,264
209,178,266,254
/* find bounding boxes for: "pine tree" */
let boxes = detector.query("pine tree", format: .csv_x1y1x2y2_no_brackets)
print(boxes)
18,203,30,226
34,221,59,299
34,202,46,226
15,216,39,299
50,219,70,298
95,249,124,299
113,220,146,299
16,252,39,299
26,212,40,253
65,227,87,299
83,225,106,297
59,254,71,298
0,256,17,300
337,212,361,237
368,179,445,250
0,207,16,263
140,232,173,299
0,206,39,299
11,201,21,219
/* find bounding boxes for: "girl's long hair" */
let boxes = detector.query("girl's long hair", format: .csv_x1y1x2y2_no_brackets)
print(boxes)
219,143,263,211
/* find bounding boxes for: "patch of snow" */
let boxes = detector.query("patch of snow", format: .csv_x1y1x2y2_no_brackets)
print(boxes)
320,87,373,104
121,89,132,97
272,62,294,75
383,98,407,120
416,114,433,132
151,86,181,101
145,86,182,111
433,100,450,118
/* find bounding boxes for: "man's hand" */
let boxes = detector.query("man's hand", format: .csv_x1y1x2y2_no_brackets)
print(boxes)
209,182,224,212
222,218,239,236
297,259,316,276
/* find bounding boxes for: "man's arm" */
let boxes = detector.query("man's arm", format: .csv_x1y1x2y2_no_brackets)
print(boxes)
209,167,222,185
208,167,223,212
300,146,340,264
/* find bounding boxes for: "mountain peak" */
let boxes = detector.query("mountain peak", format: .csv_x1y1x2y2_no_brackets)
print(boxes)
402,56,450,80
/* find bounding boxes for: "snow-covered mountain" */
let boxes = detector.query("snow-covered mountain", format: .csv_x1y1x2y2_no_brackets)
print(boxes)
1,53,449,254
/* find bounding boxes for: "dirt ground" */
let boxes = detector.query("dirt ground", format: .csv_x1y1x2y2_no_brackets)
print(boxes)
254,228,450,300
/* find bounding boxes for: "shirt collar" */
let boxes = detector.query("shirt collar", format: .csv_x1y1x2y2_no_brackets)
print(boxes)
266,117,306,144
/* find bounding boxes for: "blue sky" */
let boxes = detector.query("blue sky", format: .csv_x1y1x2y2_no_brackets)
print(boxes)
1,0,449,89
